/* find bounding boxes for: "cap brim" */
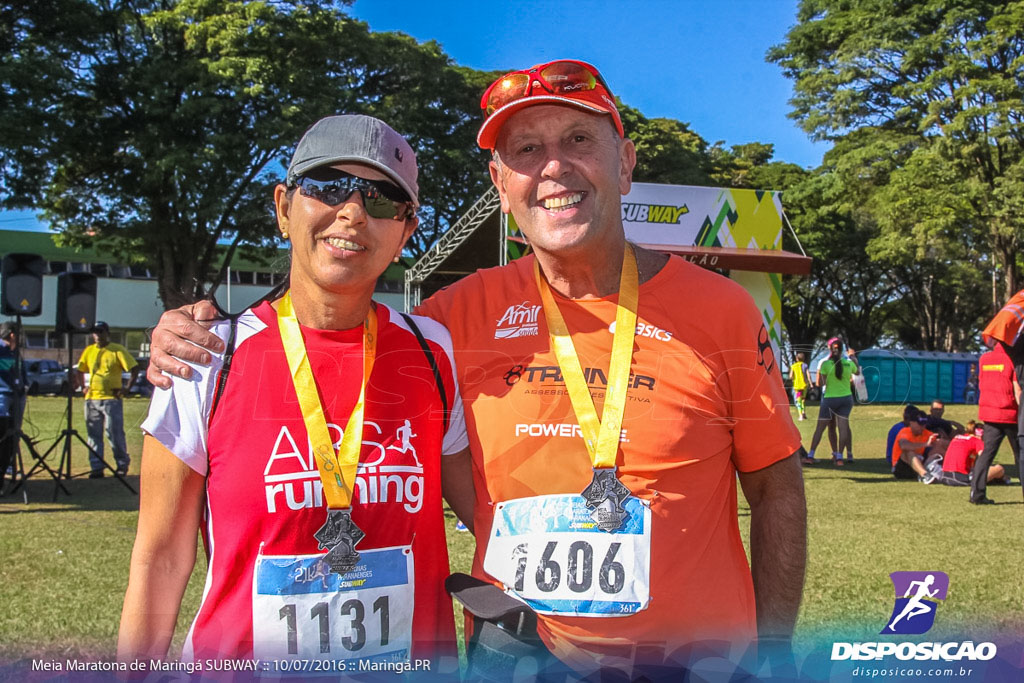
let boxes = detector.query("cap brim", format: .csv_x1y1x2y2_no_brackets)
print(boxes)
477,95,618,149
289,156,419,207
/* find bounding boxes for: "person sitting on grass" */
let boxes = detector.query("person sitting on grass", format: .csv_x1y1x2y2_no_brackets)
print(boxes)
935,420,1008,487
924,399,964,439
891,405,945,483
885,418,904,465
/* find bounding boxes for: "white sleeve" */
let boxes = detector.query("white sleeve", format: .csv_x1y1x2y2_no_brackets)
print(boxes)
443,375,469,456
398,311,469,456
140,320,232,476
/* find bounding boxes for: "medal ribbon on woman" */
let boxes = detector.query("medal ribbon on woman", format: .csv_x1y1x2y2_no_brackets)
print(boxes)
533,244,638,531
278,290,377,574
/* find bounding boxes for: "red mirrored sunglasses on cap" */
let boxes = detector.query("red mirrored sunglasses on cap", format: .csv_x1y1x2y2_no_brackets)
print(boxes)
477,59,624,149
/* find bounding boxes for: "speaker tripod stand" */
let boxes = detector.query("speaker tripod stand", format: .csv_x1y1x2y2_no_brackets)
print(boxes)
1,313,62,500
2,422,70,500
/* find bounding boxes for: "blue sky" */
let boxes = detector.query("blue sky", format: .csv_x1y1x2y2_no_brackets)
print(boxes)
5,0,824,233
350,0,827,167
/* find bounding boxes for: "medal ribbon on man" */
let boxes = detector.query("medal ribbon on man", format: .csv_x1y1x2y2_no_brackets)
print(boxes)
278,291,375,574
534,244,639,531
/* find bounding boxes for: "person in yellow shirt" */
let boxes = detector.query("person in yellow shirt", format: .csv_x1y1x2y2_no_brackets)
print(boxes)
789,352,811,421
73,321,139,477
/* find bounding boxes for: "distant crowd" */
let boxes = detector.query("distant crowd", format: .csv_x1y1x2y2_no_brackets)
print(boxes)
792,290,1024,507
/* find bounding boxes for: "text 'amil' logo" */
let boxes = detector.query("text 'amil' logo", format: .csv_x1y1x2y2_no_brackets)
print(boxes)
881,571,949,635
494,301,541,340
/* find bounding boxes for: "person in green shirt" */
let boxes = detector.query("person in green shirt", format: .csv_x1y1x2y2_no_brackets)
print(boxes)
73,321,139,477
804,336,860,466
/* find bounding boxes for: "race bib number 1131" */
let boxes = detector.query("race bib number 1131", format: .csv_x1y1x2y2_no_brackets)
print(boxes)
252,546,414,663
484,494,651,617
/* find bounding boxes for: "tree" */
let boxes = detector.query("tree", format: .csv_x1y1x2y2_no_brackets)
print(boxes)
1,0,491,307
708,141,777,188
854,135,990,349
776,164,901,354
2,0,360,307
619,104,713,186
769,0,1024,307
778,129,989,352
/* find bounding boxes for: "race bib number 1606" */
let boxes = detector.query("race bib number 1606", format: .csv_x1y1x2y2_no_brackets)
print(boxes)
483,494,651,617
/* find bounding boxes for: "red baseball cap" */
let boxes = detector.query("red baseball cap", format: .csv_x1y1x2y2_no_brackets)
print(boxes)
477,59,624,150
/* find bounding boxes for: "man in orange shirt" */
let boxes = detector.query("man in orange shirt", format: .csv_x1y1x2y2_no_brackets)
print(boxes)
891,405,940,481
145,60,807,678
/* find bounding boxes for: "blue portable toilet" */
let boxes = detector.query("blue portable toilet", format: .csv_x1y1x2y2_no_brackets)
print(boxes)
855,349,979,404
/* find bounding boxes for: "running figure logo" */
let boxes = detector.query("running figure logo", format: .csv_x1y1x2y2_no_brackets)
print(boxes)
881,571,949,635
386,419,422,468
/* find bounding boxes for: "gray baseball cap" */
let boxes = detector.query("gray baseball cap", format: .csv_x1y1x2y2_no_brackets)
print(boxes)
286,114,419,206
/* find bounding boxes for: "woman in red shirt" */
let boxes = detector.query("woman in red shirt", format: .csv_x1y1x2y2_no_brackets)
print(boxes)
938,421,1007,487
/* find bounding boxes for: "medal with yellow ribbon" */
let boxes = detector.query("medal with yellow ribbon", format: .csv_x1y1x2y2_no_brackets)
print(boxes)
277,290,376,574
533,244,638,532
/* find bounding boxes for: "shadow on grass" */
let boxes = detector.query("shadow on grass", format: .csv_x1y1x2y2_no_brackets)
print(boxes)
0,475,139,513
802,458,894,479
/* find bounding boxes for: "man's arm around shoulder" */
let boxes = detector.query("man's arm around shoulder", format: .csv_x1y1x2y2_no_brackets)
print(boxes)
738,451,806,640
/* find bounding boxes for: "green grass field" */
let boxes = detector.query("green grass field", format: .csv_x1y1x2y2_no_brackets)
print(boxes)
0,397,1020,664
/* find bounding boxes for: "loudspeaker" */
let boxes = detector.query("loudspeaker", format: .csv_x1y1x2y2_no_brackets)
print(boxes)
55,272,97,334
1,252,45,316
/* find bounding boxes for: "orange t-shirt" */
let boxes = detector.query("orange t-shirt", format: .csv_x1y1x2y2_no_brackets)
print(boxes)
417,254,801,673
982,289,1024,346
890,426,935,466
